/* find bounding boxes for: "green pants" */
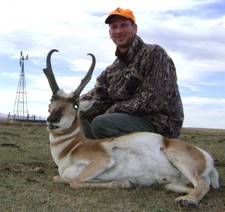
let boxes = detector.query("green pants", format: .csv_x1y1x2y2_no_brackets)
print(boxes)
81,113,156,139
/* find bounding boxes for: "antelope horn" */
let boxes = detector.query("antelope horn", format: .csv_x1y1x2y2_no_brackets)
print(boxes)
43,49,60,94
73,53,96,98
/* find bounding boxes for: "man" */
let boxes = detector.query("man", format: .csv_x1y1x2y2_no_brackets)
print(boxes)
80,7,184,139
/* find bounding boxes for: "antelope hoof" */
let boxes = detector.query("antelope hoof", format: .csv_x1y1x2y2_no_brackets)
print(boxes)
110,180,132,188
70,180,81,189
53,175,70,184
53,175,61,182
173,196,198,207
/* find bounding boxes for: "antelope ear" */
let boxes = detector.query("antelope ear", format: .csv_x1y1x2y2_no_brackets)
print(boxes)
79,100,95,111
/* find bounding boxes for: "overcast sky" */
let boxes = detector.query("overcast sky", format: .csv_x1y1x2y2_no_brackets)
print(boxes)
0,0,225,129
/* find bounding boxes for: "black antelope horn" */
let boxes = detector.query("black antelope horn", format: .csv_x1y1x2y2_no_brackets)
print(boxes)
73,53,96,98
43,49,60,94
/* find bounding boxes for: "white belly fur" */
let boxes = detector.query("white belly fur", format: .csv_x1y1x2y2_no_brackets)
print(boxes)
97,132,183,186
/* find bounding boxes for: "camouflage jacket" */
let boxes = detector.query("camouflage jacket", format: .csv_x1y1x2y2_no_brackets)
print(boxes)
81,35,184,138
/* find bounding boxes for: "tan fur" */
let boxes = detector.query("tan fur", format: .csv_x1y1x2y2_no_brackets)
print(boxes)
50,129,80,147
163,138,206,174
58,139,80,159
162,137,211,204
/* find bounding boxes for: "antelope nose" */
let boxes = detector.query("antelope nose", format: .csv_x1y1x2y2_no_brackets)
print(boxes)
47,115,60,123
47,109,62,123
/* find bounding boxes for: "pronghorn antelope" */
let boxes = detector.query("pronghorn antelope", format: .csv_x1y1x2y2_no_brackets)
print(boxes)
44,49,219,207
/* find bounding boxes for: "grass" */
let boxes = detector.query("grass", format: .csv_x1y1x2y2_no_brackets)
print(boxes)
0,120,225,212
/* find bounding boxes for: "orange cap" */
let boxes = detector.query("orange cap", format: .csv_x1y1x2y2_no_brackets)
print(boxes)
105,7,136,24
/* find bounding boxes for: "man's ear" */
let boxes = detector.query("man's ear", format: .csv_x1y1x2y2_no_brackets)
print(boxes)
79,100,95,111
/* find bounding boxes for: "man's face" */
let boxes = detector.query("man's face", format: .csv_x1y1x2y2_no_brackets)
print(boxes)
109,16,137,52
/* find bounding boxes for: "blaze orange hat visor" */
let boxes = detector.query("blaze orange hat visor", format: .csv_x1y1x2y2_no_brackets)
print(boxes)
105,7,136,24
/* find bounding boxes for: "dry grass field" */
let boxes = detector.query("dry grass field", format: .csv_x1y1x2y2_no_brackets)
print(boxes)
0,119,224,212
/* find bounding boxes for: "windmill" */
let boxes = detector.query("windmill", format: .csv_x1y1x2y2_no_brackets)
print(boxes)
12,51,29,119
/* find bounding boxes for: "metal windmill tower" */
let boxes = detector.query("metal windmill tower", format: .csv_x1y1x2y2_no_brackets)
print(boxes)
12,51,29,119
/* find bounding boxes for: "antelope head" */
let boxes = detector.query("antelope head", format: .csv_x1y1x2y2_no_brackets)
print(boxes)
43,49,96,134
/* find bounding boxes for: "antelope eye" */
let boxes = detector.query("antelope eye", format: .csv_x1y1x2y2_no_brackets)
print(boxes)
73,104,79,110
